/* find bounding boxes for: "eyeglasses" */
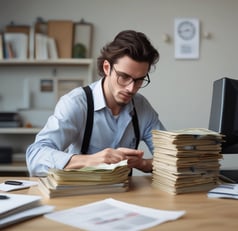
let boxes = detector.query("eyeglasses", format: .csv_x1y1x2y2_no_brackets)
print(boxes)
113,67,150,88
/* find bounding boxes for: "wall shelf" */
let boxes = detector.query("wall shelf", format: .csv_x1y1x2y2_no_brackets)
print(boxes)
0,58,93,66
0,163,28,172
0,127,41,134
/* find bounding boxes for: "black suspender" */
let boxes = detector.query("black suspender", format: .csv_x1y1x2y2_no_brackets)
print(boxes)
81,86,140,154
132,99,140,149
81,86,94,154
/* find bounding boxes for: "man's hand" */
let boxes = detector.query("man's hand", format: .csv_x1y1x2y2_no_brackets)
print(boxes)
64,148,127,169
117,147,152,172
64,147,152,173
116,147,143,168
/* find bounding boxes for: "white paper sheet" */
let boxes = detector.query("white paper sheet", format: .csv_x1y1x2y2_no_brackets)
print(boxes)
0,180,38,192
46,198,185,231
0,192,54,228
0,193,41,216
0,205,54,229
208,184,238,199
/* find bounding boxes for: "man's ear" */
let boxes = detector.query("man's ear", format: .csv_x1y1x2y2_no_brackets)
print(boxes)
103,60,111,76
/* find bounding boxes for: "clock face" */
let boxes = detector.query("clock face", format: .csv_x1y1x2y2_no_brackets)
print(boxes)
177,21,196,40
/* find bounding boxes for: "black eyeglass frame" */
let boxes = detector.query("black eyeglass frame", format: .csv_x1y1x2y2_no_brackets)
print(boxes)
113,66,150,88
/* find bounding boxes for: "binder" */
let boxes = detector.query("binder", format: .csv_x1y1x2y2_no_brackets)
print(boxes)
47,20,73,58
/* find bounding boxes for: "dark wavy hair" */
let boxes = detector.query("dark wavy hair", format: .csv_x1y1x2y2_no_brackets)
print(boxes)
97,30,160,77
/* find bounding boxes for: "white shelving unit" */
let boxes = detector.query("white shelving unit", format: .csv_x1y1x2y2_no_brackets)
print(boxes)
0,58,94,175
0,127,41,134
0,128,40,175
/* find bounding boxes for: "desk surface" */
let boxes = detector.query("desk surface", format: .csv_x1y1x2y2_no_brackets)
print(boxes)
1,176,237,231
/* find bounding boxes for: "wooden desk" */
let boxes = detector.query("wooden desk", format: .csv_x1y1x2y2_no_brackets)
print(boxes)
1,176,237,231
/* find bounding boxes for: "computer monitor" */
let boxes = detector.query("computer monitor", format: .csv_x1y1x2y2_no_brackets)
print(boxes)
209,77,238,182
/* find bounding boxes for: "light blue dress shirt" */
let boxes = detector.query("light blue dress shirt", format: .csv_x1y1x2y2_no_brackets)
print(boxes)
26,78,165,176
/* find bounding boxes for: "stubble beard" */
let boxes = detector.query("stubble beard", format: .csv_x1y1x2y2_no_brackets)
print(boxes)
116,91,134,106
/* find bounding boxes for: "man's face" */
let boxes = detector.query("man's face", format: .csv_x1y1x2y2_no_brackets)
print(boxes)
103,56,149,109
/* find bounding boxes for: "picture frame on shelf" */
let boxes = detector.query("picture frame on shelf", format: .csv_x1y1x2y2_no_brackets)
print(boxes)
40,79,54,92
73,20,93,58
55,78,85,100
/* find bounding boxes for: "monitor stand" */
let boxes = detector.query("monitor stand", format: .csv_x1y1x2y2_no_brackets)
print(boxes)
219,154,238,183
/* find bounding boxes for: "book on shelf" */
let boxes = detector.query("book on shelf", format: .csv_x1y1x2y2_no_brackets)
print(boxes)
152,128,224,194
0,33,3,60
0,112,21,121
0,193,54,229
47,37,58,59
35,33,58,60
38,160,131,198
3,32,28,59
0,112,22,128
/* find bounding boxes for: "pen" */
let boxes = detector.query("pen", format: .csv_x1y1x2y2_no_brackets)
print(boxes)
4,180,23,185
0,195,9,199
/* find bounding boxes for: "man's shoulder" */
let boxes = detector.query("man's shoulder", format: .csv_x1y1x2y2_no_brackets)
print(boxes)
133,93,149,104
133,93,156,113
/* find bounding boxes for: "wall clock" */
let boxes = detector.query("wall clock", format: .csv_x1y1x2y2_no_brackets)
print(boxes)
177,20,196,40
174,18,200,59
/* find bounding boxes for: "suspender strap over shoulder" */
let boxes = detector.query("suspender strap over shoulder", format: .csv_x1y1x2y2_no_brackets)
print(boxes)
132,99,140,149
81,86,94,154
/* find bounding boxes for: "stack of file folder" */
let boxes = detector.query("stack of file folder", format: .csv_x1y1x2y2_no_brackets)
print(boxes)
39,160,130,198
151,128,224,194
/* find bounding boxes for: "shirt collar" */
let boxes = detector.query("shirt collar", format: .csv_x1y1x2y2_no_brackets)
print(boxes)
92,78,106,111
92,78,134,114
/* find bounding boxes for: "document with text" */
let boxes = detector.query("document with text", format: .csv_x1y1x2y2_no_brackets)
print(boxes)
45,198,185,231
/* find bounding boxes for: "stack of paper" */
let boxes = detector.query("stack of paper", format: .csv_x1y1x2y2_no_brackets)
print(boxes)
0,193,54,228
39,160,131,198
152,128,224,194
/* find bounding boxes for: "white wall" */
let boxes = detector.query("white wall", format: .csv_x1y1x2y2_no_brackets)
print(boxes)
1,0,238,130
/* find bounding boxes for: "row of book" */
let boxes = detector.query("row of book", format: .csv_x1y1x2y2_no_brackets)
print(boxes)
0,24,56,60
151,128,224,194
0,19,93,60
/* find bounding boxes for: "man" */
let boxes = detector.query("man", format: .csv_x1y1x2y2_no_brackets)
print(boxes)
26,30,165,176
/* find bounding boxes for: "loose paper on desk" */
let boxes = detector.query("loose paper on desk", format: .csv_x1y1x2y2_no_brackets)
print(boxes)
0,193,54,228
0,180,38,192
45,198,185,231
208,184,238,199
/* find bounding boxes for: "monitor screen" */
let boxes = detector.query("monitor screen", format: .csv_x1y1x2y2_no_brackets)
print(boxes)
209,77,238,154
